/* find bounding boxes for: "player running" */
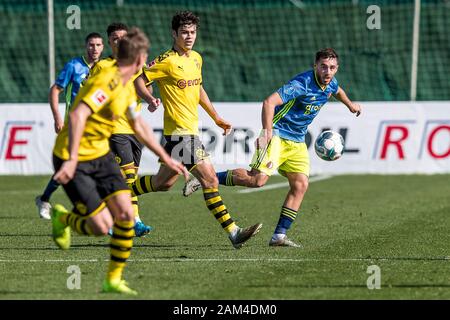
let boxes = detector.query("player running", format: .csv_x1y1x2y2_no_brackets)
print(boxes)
132,11,262,249
51,28,188,295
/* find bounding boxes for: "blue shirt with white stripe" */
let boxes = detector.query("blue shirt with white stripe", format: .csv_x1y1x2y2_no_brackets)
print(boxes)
55,56,90,117
274,70,339,143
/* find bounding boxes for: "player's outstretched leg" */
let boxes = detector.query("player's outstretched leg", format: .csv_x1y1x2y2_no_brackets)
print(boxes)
183,170,232,197
183,168,269,197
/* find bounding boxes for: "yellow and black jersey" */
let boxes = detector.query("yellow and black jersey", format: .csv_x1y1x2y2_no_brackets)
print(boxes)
142,49,203,135
53,63,139,161
91,56,142,135
90,55,116,76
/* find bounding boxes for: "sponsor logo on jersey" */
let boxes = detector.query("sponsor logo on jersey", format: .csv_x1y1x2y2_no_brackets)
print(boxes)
177,78,201,89
91,89,108,106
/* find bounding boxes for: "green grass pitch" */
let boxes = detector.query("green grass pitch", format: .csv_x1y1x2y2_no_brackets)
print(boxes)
0,174,449,299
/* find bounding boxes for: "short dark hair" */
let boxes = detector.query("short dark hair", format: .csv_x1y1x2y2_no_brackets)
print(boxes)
85,32,103,44
117,27,149,65
315,48,339,64
107,22,128,37
172,11,199,31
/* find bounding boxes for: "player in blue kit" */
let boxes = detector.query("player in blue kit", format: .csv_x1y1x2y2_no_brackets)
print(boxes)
35,32,104,219
183,48,362,247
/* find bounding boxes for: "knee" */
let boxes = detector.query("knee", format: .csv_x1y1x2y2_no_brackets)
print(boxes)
114,209,135,222
199,175,219,189
292,179,309,196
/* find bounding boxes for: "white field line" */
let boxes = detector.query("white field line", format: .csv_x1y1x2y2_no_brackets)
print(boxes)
0,257,448,263
238,174,333,194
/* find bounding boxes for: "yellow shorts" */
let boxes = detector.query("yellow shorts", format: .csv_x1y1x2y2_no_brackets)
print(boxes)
250,135,310,177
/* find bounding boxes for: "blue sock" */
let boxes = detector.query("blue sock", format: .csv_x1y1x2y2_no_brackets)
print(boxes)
274,207,297,235
216,171,228,185
40,179,60,202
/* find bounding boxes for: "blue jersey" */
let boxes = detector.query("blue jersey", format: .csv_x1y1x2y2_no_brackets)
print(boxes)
273,70,339,143
54,56,90,117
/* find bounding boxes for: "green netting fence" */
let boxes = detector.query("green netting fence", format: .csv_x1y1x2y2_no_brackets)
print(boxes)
0,0,449,102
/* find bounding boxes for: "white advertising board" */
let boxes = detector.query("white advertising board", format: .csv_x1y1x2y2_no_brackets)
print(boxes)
0,102,449,175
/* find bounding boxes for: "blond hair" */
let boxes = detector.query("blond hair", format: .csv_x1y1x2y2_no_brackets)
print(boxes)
117,27,149,65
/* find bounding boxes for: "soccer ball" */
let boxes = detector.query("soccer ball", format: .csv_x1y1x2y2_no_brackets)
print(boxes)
314,130,345,161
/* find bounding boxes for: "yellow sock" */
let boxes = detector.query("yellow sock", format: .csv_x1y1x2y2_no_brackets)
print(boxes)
131,196,139,219
122,166,141,219
61,212,93,235
131,175,154,196
107,220,135,282
203,188,236,233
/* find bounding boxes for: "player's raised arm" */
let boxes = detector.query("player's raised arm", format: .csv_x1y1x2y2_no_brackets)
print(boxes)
199,85,231,136
334,86,361,116
48,84,65,133
54,102,92,184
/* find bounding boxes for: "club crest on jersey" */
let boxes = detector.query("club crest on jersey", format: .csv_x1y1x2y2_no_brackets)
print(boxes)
193,58,200,69
196,148,207,159
283,84,295,96
91,89,108,106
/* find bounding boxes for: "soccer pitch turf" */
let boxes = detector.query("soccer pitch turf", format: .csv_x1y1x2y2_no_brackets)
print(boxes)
0,174,449,300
